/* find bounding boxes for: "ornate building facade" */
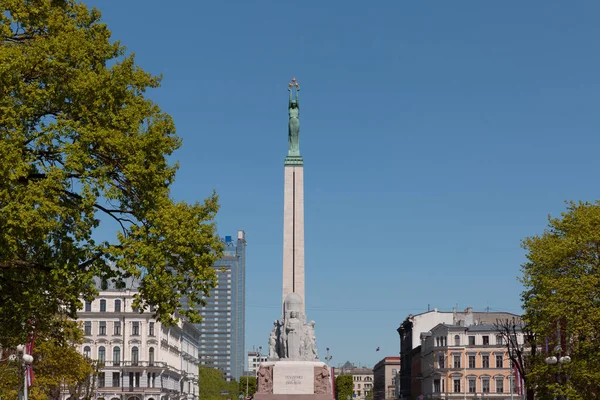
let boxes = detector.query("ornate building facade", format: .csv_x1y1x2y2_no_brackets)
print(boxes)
420,323,523,399
74,281,200,400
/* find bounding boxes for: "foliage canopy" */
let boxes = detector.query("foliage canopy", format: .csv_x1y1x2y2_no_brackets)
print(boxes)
0,318,95,400
199,366,240,400
334,374,353,400
521,201,600,399
239,375,257,398
0,0,223,346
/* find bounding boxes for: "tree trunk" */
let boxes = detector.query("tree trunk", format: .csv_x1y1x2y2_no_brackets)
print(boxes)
526,388,535,400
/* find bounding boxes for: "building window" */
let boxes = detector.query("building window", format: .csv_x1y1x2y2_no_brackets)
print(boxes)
511,378,517,393
132,321,140,336
149,322,155,336
112,372,120,387
468,355,476,368
114,299,121,312
98,372,105,387
496,335,503,345
132,347,139,366
468,336,475,345
129,372,134,388
468,378,476,393
433,379,441,393
454,335,460,346
496,355,504,368
149,347,155,366
496,378,504,393
99,321,106,335
482,355,490,368
482,335,489,345
438,354,444,368
114,321,121,335
453,379,461,393
148,373,156,388
84,321,91,335
113,346,120,366
98,346,105,363
135,372,140,387
100,299,106,312
453,355,461,368
482,378,490,393
83,346,91,358
85,301,91,312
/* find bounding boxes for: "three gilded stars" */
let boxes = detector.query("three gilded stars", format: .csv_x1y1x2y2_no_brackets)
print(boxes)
288,77,300,88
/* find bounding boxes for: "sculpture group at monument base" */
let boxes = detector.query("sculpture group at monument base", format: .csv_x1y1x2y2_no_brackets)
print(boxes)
256,361,333,398
254,394,333,400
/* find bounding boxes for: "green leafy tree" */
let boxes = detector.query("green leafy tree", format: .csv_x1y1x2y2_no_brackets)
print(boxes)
494,317,538,400
199,366,238,400
335,374,353,400
364,389,373,400
521,201,600,400
239,375,257,398
0,318,94,400
0,0,223,347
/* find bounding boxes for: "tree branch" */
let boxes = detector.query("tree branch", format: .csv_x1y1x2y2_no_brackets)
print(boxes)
62,190,136,234
77,253,104,270
0,259,49,270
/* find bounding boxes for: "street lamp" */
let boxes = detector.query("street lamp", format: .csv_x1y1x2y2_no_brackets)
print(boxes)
324,348,332,366
9,345,33,400
545,345,571,400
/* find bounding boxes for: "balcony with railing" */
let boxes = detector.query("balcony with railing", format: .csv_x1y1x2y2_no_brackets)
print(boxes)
99,360,168,368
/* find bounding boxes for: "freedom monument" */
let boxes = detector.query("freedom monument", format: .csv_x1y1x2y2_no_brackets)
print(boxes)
254,79,333,400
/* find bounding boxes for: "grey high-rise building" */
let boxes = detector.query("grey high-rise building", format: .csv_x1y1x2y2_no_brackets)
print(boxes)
197,230,246,382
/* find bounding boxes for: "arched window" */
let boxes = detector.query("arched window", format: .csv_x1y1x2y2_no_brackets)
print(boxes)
98,346,105,362
83,346,91,358
113,346,121,366
114,299,121,312
149,347,155,366
131,346,139,365
454,335,460,346
100,299,106,312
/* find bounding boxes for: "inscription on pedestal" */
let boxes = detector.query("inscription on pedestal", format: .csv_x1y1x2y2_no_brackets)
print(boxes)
273,362,315,394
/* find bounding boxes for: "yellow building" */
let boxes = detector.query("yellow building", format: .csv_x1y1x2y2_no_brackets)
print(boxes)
420,323,523,399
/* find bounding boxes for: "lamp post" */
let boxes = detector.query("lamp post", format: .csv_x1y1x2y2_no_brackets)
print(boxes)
10,345,33,400
241,363,248,398
545,345,571,400
324,348,332,366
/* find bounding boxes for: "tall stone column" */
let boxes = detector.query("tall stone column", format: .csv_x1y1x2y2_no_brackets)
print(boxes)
282,161,304,316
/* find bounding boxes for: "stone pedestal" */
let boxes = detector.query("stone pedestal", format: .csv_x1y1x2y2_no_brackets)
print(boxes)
256,361,332,398
254,395,332,400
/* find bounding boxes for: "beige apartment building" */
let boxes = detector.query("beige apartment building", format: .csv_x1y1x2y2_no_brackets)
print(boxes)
420,323,523,399
373,357,400,400
334,363,374,400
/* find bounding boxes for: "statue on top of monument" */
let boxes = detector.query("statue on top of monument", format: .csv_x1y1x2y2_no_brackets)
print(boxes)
288,78,300,157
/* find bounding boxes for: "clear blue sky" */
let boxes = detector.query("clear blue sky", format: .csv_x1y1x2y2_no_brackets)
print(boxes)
88,0,600,367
